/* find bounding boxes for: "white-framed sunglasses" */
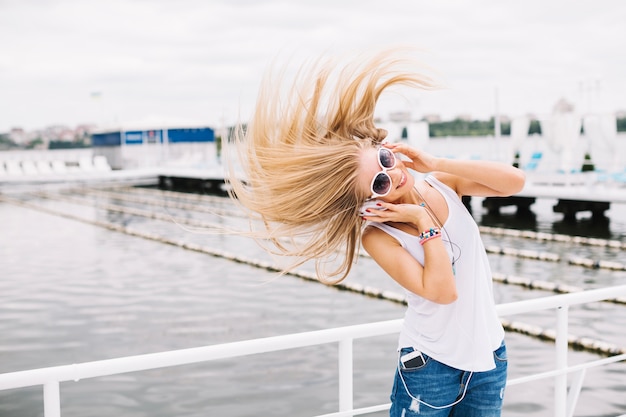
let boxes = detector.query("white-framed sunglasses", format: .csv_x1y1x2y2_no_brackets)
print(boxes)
369,147,397,198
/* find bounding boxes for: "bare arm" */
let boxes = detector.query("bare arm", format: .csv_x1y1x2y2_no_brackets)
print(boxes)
384,143,526,197
362,205,457,304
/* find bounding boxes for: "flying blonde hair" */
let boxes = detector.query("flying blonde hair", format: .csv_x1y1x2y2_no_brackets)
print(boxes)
226,49,438,284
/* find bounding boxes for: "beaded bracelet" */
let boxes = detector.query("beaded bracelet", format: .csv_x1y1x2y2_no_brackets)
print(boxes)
418,227,442,245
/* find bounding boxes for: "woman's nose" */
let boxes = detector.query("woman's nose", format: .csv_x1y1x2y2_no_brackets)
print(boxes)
388,166,401,180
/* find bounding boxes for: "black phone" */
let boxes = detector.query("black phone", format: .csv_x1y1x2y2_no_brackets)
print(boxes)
400,350,425,369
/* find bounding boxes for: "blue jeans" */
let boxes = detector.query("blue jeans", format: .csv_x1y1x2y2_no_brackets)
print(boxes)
389,341,508,417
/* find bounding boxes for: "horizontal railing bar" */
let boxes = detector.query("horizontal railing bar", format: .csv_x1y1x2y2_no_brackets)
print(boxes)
506,353,626,386
0,319,402,391
316,403,390,417
312,354,626,417
495,284,626,316
1,285,625,393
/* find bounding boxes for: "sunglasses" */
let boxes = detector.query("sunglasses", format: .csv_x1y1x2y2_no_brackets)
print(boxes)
370,147,397,198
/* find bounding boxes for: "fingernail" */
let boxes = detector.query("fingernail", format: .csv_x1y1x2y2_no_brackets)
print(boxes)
365,209,371,212
376,203,382,206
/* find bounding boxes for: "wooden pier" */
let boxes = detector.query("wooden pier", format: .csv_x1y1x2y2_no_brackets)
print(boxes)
158,171,229,196
481,175,626,221
154,170,626,223
3,166,625,223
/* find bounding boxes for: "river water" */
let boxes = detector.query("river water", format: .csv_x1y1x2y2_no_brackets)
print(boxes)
0,166,625,416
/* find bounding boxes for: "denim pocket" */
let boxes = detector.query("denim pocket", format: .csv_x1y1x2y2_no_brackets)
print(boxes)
398,347,430,372
494,341,508,362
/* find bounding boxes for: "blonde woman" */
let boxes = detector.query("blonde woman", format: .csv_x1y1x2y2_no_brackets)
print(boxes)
227,50,525,416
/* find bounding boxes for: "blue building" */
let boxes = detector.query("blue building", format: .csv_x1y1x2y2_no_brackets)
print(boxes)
92,125,216,169
92,127,214,147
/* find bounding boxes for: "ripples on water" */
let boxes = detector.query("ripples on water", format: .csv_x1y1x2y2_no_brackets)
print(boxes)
0,184,625,417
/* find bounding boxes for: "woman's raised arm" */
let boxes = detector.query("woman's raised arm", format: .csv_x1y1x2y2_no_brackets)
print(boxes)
384,142,526,198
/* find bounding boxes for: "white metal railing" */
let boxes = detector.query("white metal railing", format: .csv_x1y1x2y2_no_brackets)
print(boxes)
1,285,625,417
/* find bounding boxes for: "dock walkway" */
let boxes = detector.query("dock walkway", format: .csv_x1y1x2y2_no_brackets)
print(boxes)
482,173,626,220
3,167,626,221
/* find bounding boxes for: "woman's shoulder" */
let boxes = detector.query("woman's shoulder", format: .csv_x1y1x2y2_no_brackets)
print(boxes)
362,223,404,243
427,172,457,191
362,223,386,240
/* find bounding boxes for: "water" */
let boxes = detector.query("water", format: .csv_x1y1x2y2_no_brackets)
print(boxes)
0,180,625,417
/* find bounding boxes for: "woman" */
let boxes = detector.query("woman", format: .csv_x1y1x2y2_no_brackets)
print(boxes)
227,50,525,416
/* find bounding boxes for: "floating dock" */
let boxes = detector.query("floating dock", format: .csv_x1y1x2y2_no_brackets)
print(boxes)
482,180,626,221
3,167,626,222
157,168,230,196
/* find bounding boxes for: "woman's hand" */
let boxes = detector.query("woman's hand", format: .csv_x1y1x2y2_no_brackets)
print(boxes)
363,200,436,230
383,142,438,174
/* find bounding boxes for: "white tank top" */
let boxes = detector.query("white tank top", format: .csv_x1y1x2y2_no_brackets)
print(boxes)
370,175,504,371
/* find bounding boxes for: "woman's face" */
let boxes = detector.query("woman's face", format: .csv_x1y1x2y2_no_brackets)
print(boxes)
357,147,414,202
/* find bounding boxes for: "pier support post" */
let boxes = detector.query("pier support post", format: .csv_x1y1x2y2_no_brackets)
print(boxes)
462,195,472,213
158,175,229,196
481,196,536,216
553,199,610,222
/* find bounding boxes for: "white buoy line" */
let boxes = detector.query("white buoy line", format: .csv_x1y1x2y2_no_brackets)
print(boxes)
77,185,626,251
2,194,624,357
479,225,626,250
80,185,626,251
31,190,626,273
121,186,626,250
484,245,625,270
75,188,249,220
491,273,626,304
484,245,561,262
499,318,625,356
26,188,626,304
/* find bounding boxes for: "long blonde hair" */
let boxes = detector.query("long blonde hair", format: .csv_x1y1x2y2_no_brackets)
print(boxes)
226,49,437,284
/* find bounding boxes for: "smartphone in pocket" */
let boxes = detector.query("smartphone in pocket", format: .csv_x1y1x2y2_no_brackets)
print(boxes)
400,350,425,369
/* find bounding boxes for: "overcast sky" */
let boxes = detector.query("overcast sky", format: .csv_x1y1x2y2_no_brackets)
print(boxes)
1,0,625,132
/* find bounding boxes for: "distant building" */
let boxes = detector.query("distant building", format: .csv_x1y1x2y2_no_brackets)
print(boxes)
91,123,215,169
9,128,27,144
455,114,473,122
422,114,441,123
553,98,575,114
75,124,97,140
388,111,411,122
40,125,71,141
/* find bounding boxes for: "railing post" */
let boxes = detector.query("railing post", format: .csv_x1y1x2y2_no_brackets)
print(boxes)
338,338,353,415
555,305,568,417
566,369,586,417
43,381,61,417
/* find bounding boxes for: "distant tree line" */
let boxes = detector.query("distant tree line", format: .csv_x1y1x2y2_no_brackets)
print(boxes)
427,117,626,137
427,118,542,137
1,117,625,148
48,139,90,149
0,133,13,150
0,135,90,150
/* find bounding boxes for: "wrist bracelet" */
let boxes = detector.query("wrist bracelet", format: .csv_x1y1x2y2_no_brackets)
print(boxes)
418,227,441,245
419,234,442,245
